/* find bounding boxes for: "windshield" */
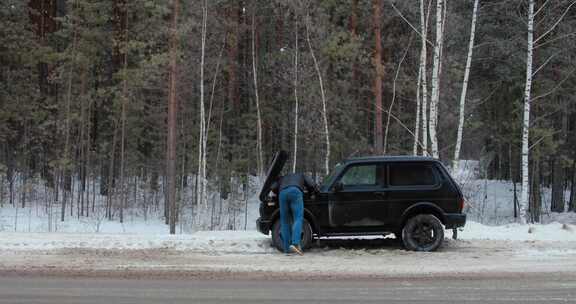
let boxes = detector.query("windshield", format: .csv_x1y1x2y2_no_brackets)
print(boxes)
320,163,344,191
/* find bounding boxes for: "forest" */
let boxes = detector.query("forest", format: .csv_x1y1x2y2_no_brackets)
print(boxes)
1,0,575,233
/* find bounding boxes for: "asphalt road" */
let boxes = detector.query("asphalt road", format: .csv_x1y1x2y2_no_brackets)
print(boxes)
0,274,575,304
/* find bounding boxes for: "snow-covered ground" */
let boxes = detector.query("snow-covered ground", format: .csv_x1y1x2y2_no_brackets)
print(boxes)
449,220,576,241
454,160,573,225
1,220,575,252
0,222,575,278
0,204,261,234
0,230,272,253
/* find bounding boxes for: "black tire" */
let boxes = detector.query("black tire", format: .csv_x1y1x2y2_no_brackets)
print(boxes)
402,214,444,252
271,218,313,252
393,231,403,243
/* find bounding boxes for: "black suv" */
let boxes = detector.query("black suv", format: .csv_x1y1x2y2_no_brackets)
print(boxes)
256,151,466,252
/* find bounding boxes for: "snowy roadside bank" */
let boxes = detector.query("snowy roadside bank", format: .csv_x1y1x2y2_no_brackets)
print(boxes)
0,230,273,254
0,221,575,279
447,221,576,241
1,221,575,253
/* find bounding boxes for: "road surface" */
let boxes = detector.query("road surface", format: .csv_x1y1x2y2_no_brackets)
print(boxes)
0,274,575,304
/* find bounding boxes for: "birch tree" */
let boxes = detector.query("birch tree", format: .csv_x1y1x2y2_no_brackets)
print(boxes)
429,0,444,159
453,0,479,173
419,0,431,156
196,0,208,228
520,0,539,222
384,36,412,154
520,0,561,222
251,10,264,178
413,65,422,156
305,10,330,176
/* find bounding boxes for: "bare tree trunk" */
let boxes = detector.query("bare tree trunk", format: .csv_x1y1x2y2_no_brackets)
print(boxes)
167,0,180,234
569,155,576,212
119,8,129,224
85,78,91,218
70,174,74,217
372,0,384,154
90,150,94,216
215,104,225,228
453,0,479,172
163,170,169,224
293,18,299,173
106,120,119,220
0,172,4,208
196,0,208,229
78,71,85,218
227,6,240,112
420,0,431,156
520,0,535,224
61,1,78,222
438,0,448,79
206,39,225,230
91,171,95,216
551,156,565,212
413,64,422,156
205,36,226,146
251,10,264,178
429,0,444,159
350,0,359,98
179,104,186,225
243,182,248,230
530,150,541,223
384,35,412,154
305,11,330,176
21,119,29,208
200,2,208,215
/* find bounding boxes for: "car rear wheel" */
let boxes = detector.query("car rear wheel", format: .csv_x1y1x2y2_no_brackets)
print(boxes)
271,218,313,253
402,214,444,252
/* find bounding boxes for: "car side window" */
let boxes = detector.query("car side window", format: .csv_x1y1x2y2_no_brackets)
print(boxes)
340,164,378,187
388,163,438,187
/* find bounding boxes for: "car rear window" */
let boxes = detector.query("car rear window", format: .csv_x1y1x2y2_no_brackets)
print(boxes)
389,163,437,186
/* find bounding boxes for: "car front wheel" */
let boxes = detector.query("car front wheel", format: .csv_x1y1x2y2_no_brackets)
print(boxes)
402,214,444,252
271,218,313,252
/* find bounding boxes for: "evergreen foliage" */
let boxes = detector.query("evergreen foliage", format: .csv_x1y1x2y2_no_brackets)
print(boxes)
1,0,575,226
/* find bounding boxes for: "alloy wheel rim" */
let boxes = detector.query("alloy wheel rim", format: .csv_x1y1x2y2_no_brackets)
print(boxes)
411,223,436,246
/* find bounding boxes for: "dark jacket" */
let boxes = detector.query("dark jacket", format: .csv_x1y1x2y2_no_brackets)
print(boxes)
271,173,318,194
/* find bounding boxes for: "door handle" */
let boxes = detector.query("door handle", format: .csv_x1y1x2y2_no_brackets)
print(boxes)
374,191,388,197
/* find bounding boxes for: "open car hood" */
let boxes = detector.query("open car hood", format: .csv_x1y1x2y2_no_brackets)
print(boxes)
259,151,288,202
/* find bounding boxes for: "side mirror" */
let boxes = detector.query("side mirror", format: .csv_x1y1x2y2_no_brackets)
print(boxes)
333,181,344,192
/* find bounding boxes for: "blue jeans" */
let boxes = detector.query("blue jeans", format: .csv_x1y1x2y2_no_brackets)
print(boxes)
279,186,304,253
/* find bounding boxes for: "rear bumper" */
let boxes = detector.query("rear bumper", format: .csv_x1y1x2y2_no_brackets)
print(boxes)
256,218,271,235
444,213,466,229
